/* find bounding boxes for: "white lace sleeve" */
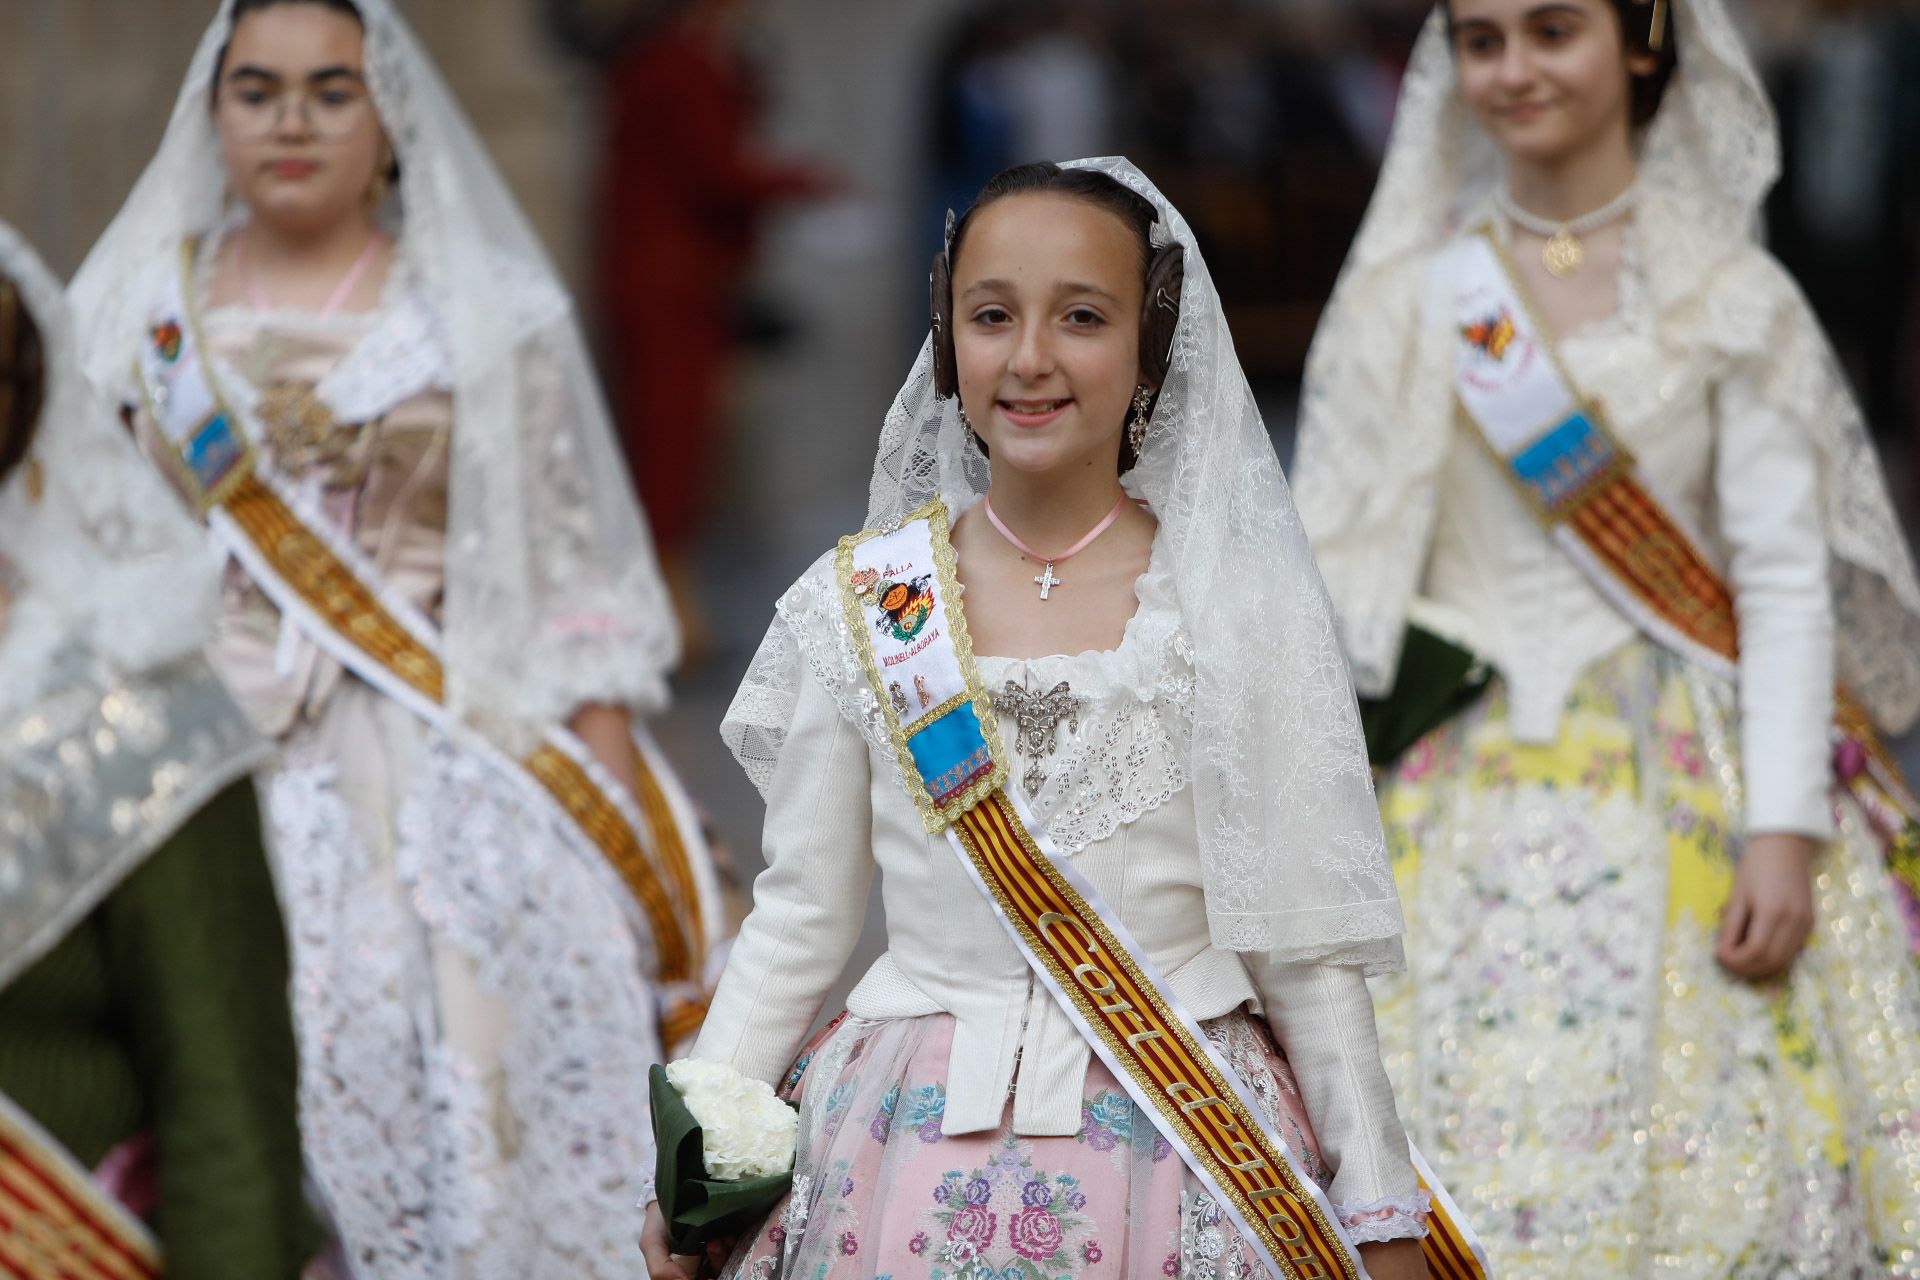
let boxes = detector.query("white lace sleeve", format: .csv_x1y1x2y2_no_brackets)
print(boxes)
722,551,893,798
1294,251,1453,699
500,315,678,725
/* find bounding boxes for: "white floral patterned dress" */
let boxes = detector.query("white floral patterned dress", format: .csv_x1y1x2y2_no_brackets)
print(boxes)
1363,233,1920,1279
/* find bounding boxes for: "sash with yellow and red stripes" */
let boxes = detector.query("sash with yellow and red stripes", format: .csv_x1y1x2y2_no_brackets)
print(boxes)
0,1092,159,1280
837,503,1491,1280
137,240,718,1049
1445,229,1920,949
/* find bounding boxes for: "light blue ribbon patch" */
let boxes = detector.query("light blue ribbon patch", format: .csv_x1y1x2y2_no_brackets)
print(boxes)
908,700,994,809
1510,411,1618,514
183,413,248,494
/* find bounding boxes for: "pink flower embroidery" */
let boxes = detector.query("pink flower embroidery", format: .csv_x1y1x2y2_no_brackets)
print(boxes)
839,1232,858,1256
1163,1252,1180,1276
1084,1240,1104,1264
948,1205,996,1254
1665,732,1705,778
1834,737,1869,783
1399,738,1438,784
909,1231,930,1255
1009,1207,1064,1261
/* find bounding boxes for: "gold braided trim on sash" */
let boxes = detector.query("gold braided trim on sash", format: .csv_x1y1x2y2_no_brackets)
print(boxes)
1519,413,1920,826
1835,691,1920,819
952,792,1490,1280
1513,421,1920,835
1564,476,1740,661
631,747,707,963
225,472,445,701
220,472,703,993
0,1104,159,1280
523,745,693,985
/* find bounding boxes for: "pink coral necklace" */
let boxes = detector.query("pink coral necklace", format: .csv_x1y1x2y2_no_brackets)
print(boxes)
982,491,1127,601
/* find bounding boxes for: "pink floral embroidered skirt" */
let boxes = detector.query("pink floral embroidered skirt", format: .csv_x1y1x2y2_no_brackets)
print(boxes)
722,1010,1329,1280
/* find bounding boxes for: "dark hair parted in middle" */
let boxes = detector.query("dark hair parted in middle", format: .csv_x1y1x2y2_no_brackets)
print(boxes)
1442,0,1680,126
0,278,47,489
208,0,400,188
929,162,1185,474
211,0,368,94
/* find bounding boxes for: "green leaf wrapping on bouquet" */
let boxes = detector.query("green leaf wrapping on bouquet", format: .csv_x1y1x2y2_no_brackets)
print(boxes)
650,1065,796,1257
1356,624,1491,768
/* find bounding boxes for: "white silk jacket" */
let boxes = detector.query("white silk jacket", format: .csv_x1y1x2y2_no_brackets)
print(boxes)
1421,323,1835,837
1307,235,1838,840
693,556,1422,1216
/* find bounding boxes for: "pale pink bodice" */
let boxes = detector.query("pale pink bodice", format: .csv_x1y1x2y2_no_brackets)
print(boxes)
136,309,452,737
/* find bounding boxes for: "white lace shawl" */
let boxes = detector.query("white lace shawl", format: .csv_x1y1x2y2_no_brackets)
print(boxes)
724,159,1404,973
0,219,219,721
1291,0,1920,734
67,0,677,746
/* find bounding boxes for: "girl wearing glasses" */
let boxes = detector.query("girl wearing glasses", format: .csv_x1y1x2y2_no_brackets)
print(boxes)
69,2,727,1275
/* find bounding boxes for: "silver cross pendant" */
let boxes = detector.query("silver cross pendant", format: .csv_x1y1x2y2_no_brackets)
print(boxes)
1033,562,1062,600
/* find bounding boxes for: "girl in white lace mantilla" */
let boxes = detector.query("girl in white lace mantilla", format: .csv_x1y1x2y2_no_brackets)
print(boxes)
642,160,1433,1280
1292,1,1920,1275
67,2,726,1276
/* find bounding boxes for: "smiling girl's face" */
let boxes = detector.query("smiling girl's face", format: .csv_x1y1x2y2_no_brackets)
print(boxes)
949,192,1144,480
1449,0,1656,169
213,3,388,234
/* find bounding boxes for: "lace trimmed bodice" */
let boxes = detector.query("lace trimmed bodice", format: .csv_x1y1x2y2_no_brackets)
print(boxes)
122,227,677,732
132,288,456,737
977,537,1196,855
1345,218,1839,836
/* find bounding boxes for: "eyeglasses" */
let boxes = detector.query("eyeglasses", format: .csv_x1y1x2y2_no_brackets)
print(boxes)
217,81,374,143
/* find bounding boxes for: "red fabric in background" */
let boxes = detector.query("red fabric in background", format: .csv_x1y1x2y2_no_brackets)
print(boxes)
595,29,821,553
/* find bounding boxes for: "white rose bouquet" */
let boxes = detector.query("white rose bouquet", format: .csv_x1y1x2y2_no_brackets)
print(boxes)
649,1060,798,1254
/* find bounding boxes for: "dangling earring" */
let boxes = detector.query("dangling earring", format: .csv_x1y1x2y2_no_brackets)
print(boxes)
1126,384,1154,459
958,404,979,450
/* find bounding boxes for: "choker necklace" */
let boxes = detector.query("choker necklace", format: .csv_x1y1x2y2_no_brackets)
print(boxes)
1494,185,1637,279
982,492,1126,601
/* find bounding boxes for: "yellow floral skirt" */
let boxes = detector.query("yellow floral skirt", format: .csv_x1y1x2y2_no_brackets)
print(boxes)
1372,641,1920,1279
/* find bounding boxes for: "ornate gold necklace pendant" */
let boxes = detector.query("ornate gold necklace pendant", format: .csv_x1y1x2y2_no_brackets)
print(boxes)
1542,228,1585,278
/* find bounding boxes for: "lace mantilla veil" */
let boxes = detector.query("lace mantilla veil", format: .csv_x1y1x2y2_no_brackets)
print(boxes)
67,0,678,744
0,218,219,719
1292,0,1920,733
724,157,1405,973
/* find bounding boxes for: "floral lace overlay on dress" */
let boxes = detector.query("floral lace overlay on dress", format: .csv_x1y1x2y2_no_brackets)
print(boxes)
268,728,664,1280
1373,644,1920,1276
314,286,451,423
